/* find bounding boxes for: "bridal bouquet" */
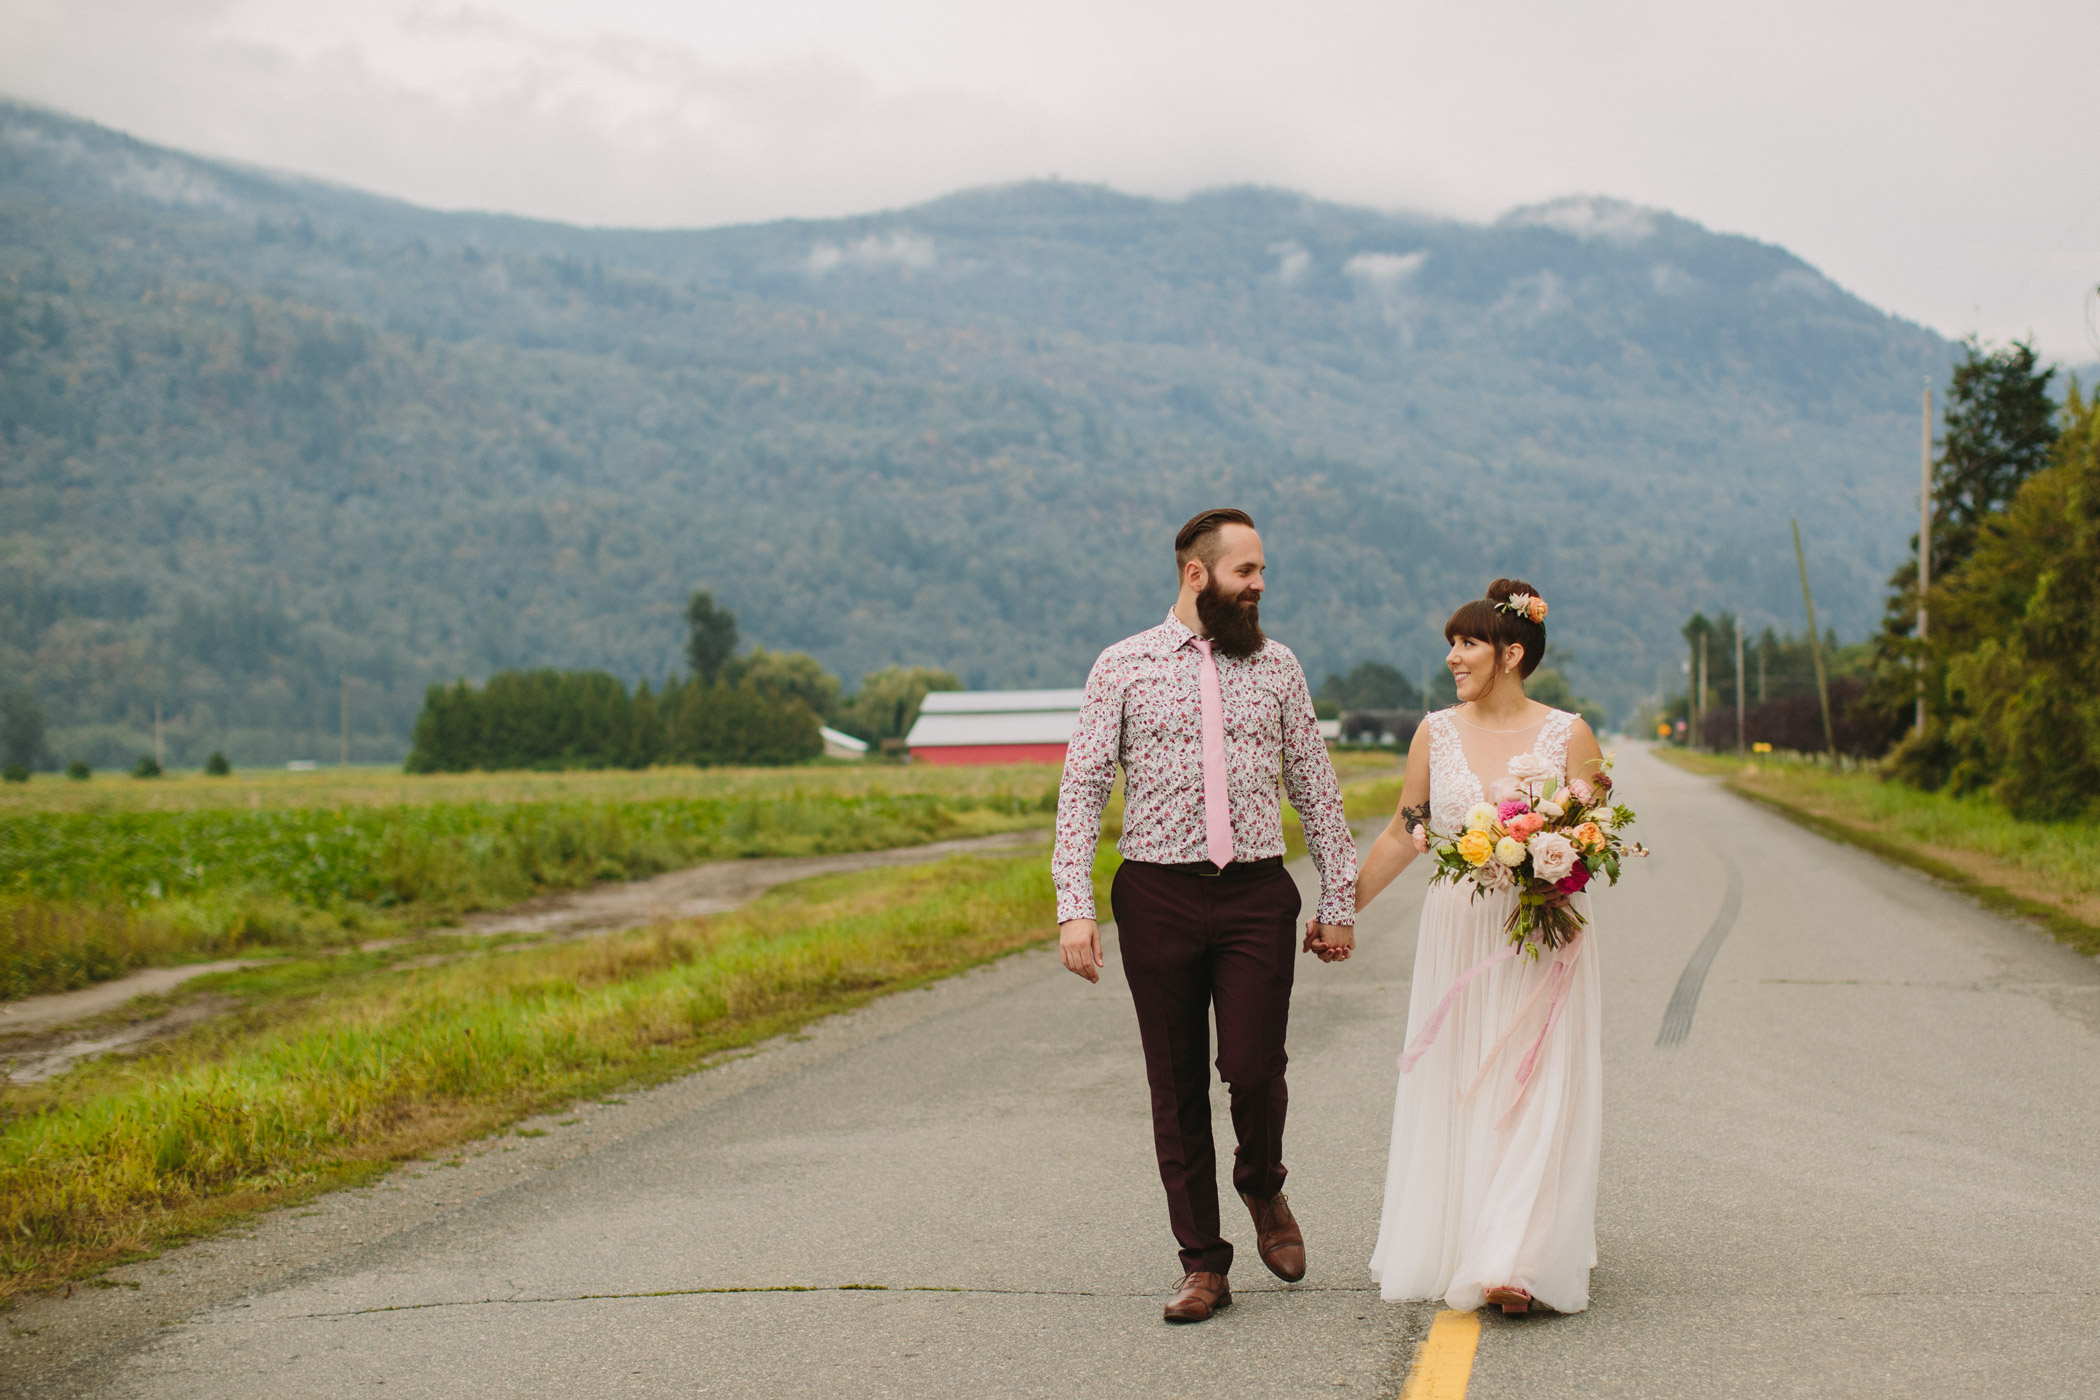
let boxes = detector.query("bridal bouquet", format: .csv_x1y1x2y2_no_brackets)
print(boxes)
1415,756,1645,953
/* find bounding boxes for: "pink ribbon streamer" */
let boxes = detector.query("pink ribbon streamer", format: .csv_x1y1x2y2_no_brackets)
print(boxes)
1398,943,1518,1072
1402,931,1587,1129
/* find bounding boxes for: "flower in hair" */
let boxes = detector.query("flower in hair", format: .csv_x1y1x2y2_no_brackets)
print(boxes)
1498,592,1548,624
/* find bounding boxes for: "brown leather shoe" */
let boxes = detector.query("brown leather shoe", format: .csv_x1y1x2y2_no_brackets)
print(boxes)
1162,1271,1232,1323
1240,1190,1306,1282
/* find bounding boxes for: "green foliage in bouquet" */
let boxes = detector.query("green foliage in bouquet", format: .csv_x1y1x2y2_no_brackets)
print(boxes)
1419,760,1644,954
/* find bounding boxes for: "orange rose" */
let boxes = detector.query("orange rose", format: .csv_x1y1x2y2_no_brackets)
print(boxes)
1572,821,1604,852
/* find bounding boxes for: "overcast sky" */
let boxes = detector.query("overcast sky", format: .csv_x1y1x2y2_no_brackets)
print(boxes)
4,0,2096,362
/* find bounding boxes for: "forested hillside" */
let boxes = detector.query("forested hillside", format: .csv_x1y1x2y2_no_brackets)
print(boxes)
0,100,1952,764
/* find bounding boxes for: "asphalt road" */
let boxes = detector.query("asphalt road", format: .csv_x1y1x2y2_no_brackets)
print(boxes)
8,745,2099,1397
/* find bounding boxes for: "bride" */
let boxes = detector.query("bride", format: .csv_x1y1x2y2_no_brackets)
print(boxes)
1354,578,1606,1316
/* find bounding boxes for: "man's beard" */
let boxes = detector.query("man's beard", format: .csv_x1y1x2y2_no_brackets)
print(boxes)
1196,578,1265,659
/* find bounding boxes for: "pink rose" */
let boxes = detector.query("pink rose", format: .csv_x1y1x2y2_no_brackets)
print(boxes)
1507,753,1555,786
1556,864,1591,894
1505,812,1546,842
1566,779,1594,807
1410,823,1429,854
1528,832,1578,882
1496,798,1531,822
1486,776,1521,804
1475,859,1515,891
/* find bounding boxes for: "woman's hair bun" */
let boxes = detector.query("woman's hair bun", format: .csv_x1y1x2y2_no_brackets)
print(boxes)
1487,577,1539,603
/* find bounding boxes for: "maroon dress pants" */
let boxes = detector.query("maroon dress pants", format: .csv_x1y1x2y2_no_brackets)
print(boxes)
1111,858,1302,1276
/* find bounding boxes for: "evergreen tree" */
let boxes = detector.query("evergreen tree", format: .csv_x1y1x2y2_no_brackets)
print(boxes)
1894,382,2100,813
0,687,49,771
685,592,739,686
1866,340,2061,742
625,680,664,769
1931,339,2060,574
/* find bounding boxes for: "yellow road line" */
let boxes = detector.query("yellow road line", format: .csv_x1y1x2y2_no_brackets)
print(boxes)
1400,1308,1482,1400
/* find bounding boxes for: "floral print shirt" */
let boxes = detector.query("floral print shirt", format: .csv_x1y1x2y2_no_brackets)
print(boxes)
1053,612,1357,925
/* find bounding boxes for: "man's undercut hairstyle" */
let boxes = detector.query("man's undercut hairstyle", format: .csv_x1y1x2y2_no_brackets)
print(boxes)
1175,507,1257,575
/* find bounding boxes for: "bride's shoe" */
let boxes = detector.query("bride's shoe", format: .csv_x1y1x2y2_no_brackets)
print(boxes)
1483,1284,1532,1316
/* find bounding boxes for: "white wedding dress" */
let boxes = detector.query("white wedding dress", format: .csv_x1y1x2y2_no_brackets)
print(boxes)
1368,707,1603,1313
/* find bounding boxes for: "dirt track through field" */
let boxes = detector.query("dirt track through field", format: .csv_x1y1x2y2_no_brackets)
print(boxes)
447,829,1047,941
0,830,1048,1079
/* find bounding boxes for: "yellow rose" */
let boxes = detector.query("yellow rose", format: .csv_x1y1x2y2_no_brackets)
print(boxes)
1457,830,1494,866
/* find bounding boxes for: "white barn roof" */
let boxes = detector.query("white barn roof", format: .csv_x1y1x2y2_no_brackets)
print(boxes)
916,689,1087,715
907,689,1085,748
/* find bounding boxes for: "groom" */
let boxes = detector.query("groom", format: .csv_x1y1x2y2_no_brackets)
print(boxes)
1053,507,1358,1323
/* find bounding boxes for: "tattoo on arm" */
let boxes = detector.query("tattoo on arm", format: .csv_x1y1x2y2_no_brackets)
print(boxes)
1400,801,1430,832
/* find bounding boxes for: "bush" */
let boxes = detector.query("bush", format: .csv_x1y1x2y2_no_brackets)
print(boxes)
64,760,91,781
204,751,232,776
1698,678,1899,759
2,765,27,784
131,755,162,779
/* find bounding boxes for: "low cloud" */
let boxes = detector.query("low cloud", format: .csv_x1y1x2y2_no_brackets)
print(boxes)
1504,196,1656,245
1649,262,1696,295
1270,240,1311,283
1493,269,1571,320
1343,250,1428,291
806,231,938,275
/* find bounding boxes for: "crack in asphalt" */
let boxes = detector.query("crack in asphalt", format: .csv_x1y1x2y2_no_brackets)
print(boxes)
300,1282,1385,1318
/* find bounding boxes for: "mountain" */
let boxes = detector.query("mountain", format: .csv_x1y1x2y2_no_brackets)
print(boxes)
0,99,1953,765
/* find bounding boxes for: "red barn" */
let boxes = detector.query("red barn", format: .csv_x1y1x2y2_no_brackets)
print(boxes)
905,689,1085,765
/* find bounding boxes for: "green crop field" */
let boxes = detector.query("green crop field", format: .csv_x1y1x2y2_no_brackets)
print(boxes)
1,764,1071,1001
0,760,1073,816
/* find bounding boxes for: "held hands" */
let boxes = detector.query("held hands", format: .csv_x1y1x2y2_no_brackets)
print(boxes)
1059,918,1104,983
1303,921,1355,963
1061,917,1353,978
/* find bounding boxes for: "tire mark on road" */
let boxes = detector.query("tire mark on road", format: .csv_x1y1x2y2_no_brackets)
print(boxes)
1657,849,1744,1048
306,1282,1383,1317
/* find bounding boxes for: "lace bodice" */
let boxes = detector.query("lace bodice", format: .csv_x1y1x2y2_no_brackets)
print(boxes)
1424,707,1577,836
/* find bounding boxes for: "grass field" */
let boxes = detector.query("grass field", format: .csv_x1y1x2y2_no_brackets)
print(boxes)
1659,748,2100,955
0,847,1111,1298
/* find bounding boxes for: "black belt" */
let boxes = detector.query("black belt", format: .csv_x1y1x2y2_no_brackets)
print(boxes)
1143,856,1285,879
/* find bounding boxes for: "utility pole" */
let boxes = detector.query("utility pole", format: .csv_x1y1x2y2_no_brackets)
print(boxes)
155,698,163,770
1916,383,1933,737
1735,619,1746,755
1793,518,1839,763
1757,637,1767,705
1697,632,1708,752
340,676,350,768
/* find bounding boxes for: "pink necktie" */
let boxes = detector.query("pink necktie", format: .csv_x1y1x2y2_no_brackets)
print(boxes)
1193,638,1235,870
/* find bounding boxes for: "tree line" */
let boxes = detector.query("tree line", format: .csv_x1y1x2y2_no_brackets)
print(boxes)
1319,657,1603,734
406,593,961,773
1670,617,1889,756
1869,346,2096,817
1668,338,2096,806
